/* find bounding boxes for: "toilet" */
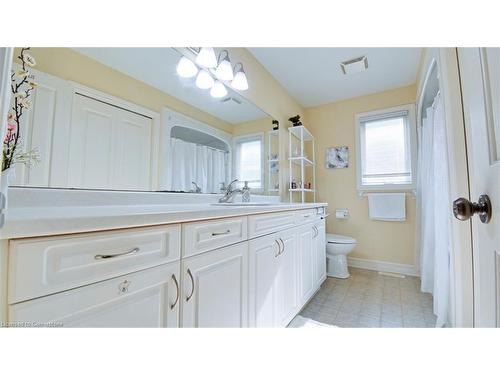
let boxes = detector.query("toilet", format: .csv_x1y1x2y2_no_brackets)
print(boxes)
326,233,357,279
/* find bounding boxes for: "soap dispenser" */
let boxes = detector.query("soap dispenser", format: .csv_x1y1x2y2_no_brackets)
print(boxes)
242,181,251,202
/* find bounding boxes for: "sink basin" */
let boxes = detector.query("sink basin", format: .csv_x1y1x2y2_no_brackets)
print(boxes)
211,202,275,207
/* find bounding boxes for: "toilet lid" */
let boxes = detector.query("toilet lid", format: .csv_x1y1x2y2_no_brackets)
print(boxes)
326,234,356,244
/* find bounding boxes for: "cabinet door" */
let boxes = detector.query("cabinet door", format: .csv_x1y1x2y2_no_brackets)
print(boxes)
275,228,298,326
297,224,315,305
314,219,327,288
9,262,180,328
181,242,248,328
248,233,280,327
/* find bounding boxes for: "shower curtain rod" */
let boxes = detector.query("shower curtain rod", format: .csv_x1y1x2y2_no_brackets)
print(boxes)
171,136,230,153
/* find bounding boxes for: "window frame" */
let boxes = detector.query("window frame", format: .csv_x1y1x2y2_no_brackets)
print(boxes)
233,132,265,194
355,104,417,194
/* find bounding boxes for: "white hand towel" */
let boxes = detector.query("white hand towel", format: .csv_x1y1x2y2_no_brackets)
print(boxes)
367,193,406,221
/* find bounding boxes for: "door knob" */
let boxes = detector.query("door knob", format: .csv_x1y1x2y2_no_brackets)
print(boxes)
453,194,492,223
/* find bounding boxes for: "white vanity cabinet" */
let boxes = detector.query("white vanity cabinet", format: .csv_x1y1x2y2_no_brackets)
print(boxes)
248,227,298,327
313,218,327,289
4,206,327,328
297,224,316,305
180,242,248,328
9,262,181,328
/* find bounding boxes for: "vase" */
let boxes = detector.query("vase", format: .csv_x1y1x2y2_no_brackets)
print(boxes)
0,168,15,209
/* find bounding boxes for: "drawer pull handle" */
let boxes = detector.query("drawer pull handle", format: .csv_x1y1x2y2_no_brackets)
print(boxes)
313,226,318,238
94,247,140,260
186,268,195,302
170,274,179,310
274,239,281,257
279,238,285,254
212,229,231,236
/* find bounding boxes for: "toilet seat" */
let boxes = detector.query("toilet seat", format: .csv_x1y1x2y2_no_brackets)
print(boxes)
326,233,357,244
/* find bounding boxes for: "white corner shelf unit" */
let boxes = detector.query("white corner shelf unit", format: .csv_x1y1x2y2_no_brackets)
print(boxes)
267,129,280,193
288,125,316,203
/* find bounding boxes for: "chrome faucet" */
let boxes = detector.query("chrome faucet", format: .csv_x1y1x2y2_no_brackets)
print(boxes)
218,179,241,203
218,179,251,203
191,181,202,194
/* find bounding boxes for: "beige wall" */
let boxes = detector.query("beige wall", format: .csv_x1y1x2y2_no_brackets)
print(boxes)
15,48,234,133
305,85,417,265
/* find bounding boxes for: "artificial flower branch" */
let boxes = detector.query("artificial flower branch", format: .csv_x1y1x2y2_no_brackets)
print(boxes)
3,47,40,172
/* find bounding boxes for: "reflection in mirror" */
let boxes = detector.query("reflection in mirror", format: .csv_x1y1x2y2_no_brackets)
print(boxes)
9,47,279,195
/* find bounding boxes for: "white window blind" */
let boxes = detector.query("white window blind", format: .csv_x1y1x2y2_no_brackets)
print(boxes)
359,110,412,186
234,135,263,189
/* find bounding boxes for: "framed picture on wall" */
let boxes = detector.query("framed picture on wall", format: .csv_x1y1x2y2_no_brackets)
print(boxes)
326,146,349,169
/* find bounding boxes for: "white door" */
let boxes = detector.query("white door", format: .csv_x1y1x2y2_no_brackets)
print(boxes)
297,224,315,305
68,94,152,190
275,228,298,326
457,48,500,327
313,219,326,288
9,263,180,327
181,242,248,328
248,232,280,327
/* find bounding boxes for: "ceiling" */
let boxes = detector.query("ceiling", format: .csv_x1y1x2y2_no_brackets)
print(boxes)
248,48,422,107
73,48,267,125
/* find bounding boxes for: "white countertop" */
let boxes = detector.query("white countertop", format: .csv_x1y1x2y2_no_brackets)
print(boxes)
0,202,327,239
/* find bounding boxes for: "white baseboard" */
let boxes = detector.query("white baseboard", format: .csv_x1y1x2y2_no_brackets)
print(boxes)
347,257,419,277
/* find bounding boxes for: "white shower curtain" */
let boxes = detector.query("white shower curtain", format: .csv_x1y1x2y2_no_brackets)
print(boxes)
167,137,227,193
418,92,452,327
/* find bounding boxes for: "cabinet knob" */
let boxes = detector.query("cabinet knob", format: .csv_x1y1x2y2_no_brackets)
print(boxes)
119,280,131,293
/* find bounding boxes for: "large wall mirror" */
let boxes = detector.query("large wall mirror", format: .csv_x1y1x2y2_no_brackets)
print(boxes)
9,47,279,195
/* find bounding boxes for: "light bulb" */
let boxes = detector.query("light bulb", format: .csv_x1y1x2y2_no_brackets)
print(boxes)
196,47,217,68
215,50,234,81
231,64,249,91
210,81,228,98
176,56,198,78
195,70,214,89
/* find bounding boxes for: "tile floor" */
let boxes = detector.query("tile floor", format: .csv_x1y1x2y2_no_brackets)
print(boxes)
300,267,437,328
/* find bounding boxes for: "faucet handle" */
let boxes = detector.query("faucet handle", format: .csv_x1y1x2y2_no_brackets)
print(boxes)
227,179,239,190
191,181,201,193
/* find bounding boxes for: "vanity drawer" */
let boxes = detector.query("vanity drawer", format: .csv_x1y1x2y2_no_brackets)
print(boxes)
8,224,181,304
248,211,296,238
295,209,317,225
9,262,179,328
183,217,248,257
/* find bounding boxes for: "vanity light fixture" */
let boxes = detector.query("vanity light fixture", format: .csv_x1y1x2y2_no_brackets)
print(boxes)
231,63,249,91
176,48,248,98
195,70,215,89
196,47,217,68
176,56,198,78
210,80,228,98
215,50,234,81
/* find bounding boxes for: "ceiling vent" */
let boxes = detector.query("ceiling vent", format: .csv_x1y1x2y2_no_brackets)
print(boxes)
340,56,368,75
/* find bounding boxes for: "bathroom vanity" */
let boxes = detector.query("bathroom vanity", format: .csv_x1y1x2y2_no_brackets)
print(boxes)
0,189,327,328
0,47,327,328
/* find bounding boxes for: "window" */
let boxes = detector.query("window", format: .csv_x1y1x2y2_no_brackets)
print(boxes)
356,105,416,192
234,134,263,191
